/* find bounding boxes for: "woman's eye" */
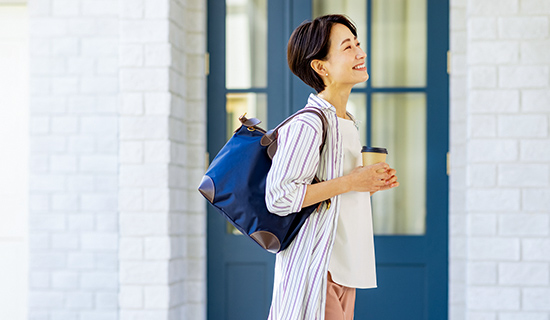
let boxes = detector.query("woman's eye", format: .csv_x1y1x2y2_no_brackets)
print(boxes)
345,46,351,50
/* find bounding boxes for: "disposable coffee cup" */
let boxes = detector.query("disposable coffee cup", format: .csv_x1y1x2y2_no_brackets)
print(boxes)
361,146,388,166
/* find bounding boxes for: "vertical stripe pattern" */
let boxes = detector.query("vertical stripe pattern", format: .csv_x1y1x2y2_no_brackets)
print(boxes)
266,94,344,320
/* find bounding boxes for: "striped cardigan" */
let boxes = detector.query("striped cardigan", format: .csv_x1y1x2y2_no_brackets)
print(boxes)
266,94,345,320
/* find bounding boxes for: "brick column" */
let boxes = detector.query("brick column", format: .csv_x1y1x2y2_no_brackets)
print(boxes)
118,0,206,318
450,0,550,318
169,0,208,318
28,0,120,319
449,0,468,318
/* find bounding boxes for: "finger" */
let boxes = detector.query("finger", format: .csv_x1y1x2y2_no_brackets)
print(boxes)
372,162,389,170
374,178,387,187
378,171,393,181
374,163,392,174
379,181,399,191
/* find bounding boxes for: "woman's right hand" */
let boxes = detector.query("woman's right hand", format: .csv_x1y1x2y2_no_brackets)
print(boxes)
301,162,398,208
346,162,397,193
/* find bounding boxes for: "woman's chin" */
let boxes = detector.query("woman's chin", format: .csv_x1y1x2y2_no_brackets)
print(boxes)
354,72,369,83
356,76,369,84
363,73,370,82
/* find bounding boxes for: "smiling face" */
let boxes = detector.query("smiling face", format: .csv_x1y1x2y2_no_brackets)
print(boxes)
313,23,369,90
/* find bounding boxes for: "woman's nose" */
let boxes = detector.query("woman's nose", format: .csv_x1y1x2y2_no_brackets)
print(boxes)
356,48,366,59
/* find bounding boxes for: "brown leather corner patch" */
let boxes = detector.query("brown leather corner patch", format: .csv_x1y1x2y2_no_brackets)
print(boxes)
250,231,280,253
198,175,215,203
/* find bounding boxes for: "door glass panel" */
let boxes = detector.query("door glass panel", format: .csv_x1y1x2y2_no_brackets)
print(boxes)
347,93,367,146
312,0,368,88
371,93,426,235
371,0,426,87
226,93,268,140
226,0,267,89
225,92,267,235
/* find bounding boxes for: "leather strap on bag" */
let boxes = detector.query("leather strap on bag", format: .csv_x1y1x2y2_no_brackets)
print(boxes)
259,108,329,159
239,107,331,210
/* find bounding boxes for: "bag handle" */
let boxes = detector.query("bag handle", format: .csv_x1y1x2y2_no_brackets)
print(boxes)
265,108,331,210
239,108,331,210
259,108,329,159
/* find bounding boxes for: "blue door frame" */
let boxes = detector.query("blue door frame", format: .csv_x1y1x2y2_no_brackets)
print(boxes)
206,1,449,319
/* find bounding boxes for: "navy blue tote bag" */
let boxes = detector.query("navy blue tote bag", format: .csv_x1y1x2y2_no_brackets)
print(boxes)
198,108,328,253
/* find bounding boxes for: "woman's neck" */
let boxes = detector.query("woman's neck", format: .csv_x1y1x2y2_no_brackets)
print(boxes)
317,86,352,119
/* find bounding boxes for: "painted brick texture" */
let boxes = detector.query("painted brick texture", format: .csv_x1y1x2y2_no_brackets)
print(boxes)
28,0,120,319
118,0,206,319
449,0,468,318
28,0,207,318
27,0,549,318
450,0,550,318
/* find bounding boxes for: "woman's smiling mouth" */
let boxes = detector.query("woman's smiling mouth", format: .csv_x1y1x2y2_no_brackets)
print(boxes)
353,63,366,70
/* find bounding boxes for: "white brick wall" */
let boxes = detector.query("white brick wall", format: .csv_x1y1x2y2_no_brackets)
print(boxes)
28,0,206,318
449,0,468,318
0,4,29,318
24,0,549,318
118,0,206,319
169,1,207,318
28,0,120,318
451,0,550,318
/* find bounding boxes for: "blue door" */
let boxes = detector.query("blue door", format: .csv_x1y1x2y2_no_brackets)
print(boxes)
206,0,449,319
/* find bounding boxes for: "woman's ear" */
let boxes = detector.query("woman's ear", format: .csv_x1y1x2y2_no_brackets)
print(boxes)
310,60,327,77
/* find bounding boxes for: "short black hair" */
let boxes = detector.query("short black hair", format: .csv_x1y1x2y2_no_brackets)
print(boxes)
287,14,358,93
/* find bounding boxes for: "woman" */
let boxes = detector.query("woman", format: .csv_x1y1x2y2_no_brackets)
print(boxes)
266,14,399,320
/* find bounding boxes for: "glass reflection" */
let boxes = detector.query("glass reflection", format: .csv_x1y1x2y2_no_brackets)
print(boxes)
372,0,426,87
226,93,268,139
226,0,267,89
371,93,426,235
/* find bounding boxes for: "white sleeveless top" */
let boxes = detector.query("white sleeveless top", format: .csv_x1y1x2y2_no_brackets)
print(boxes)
328,117,377,289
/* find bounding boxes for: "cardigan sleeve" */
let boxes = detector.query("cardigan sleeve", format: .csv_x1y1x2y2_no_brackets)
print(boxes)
265,114,323,216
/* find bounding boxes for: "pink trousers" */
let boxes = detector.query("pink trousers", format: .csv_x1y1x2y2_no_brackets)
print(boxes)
325,272,356,320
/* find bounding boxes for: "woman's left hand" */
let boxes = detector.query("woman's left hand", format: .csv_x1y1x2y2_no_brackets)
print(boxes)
370,168,399,195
